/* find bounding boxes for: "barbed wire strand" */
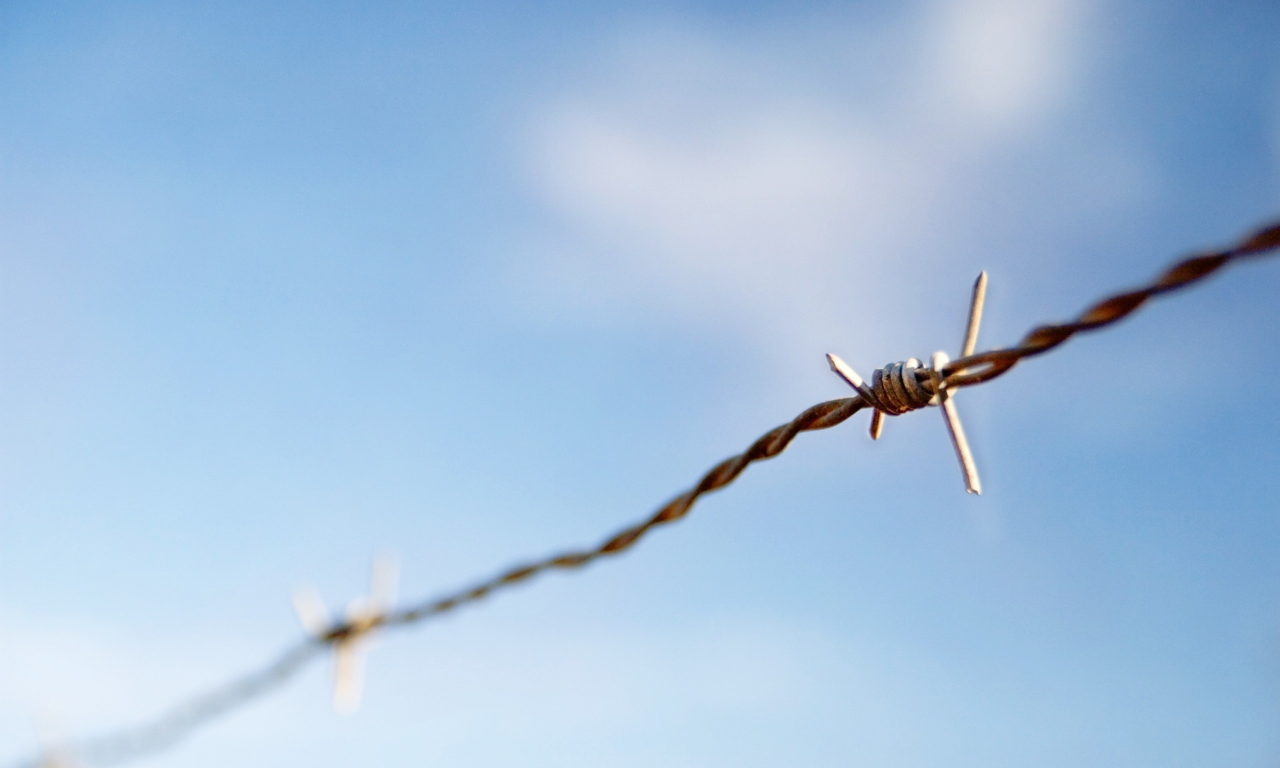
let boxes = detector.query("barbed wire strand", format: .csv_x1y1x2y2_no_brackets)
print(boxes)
11,218,1280,768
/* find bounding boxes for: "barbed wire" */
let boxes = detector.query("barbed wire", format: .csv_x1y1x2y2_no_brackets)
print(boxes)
10,218,1280,768
936,221,1280,388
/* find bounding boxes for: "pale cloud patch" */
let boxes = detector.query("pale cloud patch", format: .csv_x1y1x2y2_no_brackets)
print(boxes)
0,611,295,764
929,0,1086,130
517,0,1129,379
0,617,138,748
532,105,914,314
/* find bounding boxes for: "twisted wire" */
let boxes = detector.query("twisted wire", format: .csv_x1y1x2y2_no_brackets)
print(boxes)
939,221,1280,388
385,396,866,627
8,217,1279,768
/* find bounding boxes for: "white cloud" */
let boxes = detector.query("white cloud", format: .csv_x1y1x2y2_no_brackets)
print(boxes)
517,0,1131,381
930,0,1085,129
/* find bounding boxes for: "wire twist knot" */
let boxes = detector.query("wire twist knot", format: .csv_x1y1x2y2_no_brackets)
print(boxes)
865,359,939,415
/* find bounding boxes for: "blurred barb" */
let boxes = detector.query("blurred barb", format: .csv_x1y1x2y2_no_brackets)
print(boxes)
7,217,1280,768
293,554,400,714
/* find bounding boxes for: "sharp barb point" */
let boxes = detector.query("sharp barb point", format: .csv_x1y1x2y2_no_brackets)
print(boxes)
961,271,988,358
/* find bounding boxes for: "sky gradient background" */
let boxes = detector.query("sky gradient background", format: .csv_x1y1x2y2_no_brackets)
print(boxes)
2,0,1280,765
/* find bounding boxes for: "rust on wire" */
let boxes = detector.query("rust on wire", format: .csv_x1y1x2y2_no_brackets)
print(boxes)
10,218,1280,768
938,221,1280,388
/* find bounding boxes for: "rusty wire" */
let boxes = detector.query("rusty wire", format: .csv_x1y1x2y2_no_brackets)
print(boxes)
8,217,1280,768
937,221,1280,388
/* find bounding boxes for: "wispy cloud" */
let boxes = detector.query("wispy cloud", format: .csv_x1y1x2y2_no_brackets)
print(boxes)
518,0,1145,379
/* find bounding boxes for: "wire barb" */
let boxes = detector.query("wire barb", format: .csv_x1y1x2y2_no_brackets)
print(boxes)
8,217,1279,768
826,270,987,493
293,555,399,714
961,272,988,358
932,351,981,494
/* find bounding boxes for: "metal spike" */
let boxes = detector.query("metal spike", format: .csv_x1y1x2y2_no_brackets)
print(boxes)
961,271,987,358
292,554,399,714
931,351,982,495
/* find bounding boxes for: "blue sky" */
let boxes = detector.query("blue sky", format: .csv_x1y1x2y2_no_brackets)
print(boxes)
1,0,1279,765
